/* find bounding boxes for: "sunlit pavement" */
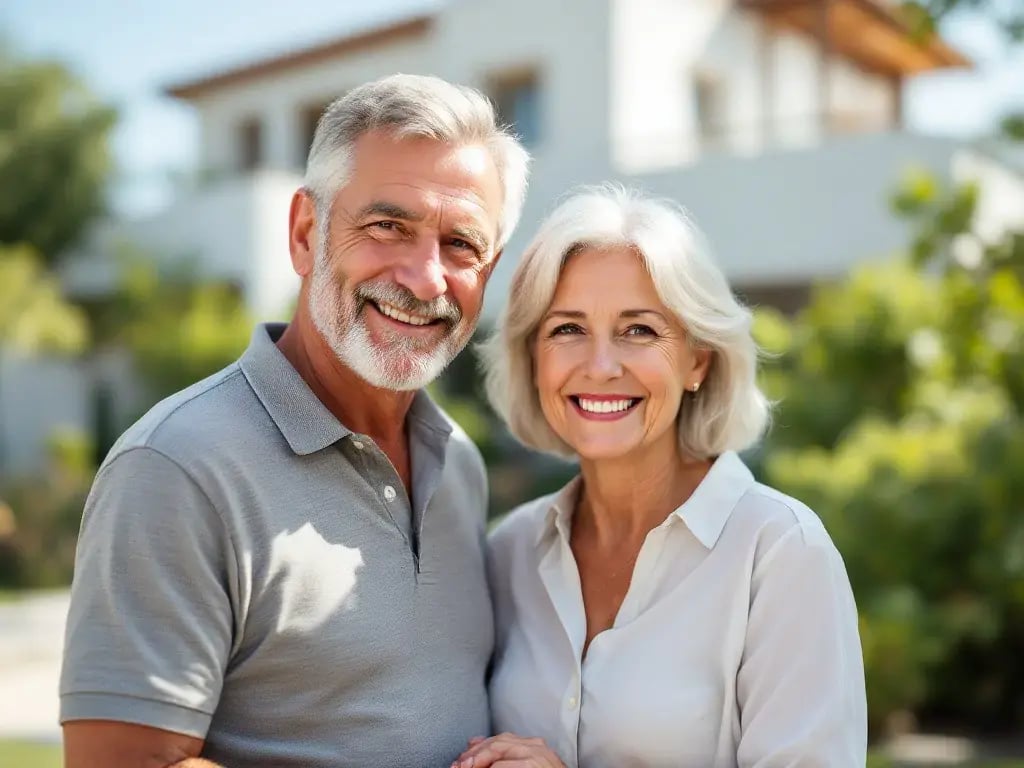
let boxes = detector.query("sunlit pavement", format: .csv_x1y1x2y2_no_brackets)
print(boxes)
0,590,68,742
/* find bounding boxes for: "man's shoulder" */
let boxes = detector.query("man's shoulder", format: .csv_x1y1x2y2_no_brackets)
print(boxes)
105,363,259,469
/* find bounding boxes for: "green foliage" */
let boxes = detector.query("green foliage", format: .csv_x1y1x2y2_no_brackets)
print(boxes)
901,0,1024,41
0,245,88,353
0,740,63,768
1002,114,1024,142
0,428,95,588
899,0,1024,141
755,170,1024,735
0,49,116,264
97,254,253,404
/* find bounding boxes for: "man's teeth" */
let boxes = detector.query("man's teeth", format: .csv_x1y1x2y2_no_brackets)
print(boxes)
577,398,636,414
376,302,433,326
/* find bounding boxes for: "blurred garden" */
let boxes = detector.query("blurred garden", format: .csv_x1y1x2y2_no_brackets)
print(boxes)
2,0,1024,764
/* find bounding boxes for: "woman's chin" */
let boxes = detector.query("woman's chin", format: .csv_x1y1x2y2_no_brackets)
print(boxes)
570,438,647,464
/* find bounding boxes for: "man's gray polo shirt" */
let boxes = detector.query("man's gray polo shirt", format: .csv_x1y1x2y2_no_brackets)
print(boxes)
60,323,494,767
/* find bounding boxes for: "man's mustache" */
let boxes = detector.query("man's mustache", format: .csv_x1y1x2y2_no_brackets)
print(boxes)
354,281,462,329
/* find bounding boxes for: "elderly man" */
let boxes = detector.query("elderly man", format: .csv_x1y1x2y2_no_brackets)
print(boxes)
60,74,529,768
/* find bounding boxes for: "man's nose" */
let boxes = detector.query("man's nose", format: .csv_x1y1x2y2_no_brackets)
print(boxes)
394,239,447,301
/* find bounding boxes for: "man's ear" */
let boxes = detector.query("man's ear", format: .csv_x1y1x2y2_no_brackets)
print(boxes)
289,189,320,278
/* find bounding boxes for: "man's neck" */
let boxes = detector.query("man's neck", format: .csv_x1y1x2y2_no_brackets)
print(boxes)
276,312,414,445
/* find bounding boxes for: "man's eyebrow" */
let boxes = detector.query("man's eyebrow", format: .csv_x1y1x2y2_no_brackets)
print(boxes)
357,201,424,221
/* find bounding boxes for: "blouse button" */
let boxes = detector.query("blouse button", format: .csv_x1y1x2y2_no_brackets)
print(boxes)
567,696,578,710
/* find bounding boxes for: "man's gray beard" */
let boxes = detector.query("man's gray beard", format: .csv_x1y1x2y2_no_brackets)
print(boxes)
307,243,472,392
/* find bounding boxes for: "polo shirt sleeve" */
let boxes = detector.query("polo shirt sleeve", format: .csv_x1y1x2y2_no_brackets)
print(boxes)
60,446,235,739
735,524,867,766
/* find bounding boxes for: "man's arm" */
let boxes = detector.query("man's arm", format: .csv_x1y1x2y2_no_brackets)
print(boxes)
60,447,234,764
63,721,214,768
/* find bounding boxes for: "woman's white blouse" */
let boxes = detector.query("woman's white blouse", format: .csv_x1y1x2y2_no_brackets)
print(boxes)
487,451,866,768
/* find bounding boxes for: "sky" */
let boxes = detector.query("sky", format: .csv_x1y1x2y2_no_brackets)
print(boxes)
2,0,1022,216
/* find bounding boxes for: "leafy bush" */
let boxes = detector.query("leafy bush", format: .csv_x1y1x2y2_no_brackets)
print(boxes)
755,172,1024,734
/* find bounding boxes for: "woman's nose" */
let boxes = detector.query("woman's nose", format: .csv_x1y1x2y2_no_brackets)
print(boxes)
584,340,623,381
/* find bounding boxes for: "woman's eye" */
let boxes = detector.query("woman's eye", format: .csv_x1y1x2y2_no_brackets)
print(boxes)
624,324,657,337
550,323,583,336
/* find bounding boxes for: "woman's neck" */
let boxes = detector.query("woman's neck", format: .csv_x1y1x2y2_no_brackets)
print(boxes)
575,435,712,547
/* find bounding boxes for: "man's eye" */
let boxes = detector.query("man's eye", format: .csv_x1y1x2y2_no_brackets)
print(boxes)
450,238,474,251
370,221,400,232
550,323,583,336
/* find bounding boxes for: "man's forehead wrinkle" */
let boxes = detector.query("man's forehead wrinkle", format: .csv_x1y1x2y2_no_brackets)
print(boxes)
369,182,493,235
382,180,489,209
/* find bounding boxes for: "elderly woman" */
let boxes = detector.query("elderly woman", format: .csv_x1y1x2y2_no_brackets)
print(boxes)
456,187,866,768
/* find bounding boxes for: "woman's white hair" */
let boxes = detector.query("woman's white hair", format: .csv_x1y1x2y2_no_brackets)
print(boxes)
481,184,771,460
304,73,530,250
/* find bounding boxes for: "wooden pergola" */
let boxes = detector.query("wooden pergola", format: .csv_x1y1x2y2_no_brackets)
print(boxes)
739,0,970,130
740,0,968,74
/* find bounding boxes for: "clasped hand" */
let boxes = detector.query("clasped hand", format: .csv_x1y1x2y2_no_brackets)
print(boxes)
451,733,565,768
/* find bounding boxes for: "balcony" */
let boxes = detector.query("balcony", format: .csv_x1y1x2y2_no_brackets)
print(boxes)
63,168,302,320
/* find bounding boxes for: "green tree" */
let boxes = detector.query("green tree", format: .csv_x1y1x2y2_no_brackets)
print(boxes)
902,0,1024,41
0,246,89,471
0,247,90,577
754,171,1024,735
0,245,89,353
0,49,116,264
902,0,1023,138
96,254,253,405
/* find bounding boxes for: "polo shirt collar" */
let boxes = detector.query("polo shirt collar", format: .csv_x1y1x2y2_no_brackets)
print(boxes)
239,323,351,455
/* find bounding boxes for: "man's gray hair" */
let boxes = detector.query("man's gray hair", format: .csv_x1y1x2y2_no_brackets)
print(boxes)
481,184,771,460
304,73,530,250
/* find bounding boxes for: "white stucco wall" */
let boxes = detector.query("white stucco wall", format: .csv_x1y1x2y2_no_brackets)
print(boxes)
610,0,732,169
631,132,961,283
63,170,301,321
148,0,965,319
610,3,897,171
0,351,90,477
953,147,1024,246
436,0,612,160
248,170,304,320
770,27,824,149
829,57,896,131
194,34,438,174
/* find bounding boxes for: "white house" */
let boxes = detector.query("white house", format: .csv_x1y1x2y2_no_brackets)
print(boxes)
64,0,994,321
7,0,1023,476
146,0,984,316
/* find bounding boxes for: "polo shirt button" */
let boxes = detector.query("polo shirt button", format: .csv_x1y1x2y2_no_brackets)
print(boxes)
567,696,578,710
383,485,397,502
351,439,364,451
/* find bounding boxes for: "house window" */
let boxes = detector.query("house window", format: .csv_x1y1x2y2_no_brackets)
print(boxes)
237,117,263,171
300,100,334,165
694,71,726,146
491,71,542,147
